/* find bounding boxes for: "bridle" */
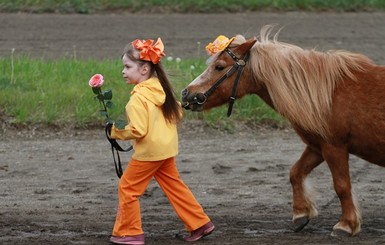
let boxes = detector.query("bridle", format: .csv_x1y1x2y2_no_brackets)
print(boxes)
184,47,250,117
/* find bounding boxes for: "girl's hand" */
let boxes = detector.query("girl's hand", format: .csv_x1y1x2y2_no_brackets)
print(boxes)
105,122,114,137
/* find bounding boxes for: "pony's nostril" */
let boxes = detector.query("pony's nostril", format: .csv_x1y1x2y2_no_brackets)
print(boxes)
181,88,188,97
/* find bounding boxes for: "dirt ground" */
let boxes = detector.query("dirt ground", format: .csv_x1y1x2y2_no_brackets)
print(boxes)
1,12,385,245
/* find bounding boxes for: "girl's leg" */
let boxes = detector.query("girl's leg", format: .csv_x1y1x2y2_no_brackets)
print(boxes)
112,159,160,236
154,157,210,231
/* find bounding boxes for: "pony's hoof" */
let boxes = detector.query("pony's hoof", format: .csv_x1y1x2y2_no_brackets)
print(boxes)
293,216,310,232
331,228,352,237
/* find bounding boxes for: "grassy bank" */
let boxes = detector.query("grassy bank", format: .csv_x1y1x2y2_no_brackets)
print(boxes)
0,0,384,14
0,54,284,130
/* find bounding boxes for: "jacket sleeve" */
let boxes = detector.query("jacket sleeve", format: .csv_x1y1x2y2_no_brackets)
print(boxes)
110,93,149,140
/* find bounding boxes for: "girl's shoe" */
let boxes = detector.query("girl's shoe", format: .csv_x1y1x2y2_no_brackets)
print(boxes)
110,234,145,245
183,221,215,242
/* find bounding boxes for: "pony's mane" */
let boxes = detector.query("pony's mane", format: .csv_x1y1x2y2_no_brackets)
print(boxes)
237,25,374,138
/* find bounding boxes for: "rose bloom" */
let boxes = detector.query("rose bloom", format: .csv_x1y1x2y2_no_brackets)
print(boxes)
89,74,104,88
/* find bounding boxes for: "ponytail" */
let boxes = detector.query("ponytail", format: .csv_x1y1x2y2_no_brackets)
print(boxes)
154,62,183,124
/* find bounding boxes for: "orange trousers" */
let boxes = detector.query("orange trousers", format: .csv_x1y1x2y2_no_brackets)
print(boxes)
112,157,211,236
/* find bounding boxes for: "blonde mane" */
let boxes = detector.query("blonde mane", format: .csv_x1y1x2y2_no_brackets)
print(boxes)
241,25,374,138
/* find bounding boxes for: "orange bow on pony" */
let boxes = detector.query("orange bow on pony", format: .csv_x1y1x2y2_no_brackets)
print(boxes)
206,35,235,56
132,37,166,64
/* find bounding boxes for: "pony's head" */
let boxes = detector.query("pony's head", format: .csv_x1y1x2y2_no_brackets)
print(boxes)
181,35,257,113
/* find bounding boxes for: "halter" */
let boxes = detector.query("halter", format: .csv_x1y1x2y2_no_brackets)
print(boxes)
188,48,249,117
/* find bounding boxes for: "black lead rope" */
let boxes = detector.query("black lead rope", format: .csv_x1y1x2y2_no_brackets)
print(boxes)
105,125,133,178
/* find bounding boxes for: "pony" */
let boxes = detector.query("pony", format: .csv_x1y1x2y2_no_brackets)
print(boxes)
181,25,385,236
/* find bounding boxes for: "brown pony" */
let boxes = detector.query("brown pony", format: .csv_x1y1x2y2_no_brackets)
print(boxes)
181,25,385,236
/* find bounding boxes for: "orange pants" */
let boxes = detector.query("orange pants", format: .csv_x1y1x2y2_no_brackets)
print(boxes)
112,157,211,236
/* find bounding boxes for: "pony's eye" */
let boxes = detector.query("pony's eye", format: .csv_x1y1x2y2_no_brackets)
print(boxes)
215,65,224,71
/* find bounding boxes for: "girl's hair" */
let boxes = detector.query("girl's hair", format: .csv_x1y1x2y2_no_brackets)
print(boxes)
123,45,183,124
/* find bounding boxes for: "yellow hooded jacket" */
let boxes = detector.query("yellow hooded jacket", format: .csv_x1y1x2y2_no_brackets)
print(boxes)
110,77,178,161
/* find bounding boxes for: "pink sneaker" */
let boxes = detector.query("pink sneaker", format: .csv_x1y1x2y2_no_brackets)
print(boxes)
110,234,145,245
183,221,215,242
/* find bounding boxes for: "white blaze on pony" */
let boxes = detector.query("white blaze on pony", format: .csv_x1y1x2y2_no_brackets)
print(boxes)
182,25,385,236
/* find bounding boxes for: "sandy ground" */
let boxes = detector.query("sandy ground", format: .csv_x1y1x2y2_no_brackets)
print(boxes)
1,12,385,245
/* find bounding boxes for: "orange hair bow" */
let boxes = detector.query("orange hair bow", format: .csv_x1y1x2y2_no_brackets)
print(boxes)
206,35,235,56
131,37,166,64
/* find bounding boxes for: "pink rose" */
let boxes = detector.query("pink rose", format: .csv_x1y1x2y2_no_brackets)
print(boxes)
89,74,104,88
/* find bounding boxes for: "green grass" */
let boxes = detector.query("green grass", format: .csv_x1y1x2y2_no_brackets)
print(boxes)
0,0,384,13
0,54,285,129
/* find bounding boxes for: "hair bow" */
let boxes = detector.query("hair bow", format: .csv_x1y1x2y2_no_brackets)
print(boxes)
206,35,235,56
131,37,165,64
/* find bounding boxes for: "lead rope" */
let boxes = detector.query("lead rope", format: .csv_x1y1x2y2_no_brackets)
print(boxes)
105,125,133,178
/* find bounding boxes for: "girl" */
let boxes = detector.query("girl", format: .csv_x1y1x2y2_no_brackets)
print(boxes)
108,38,214,245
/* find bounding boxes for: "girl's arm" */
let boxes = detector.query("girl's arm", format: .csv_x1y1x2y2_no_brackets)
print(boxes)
110,94,148,140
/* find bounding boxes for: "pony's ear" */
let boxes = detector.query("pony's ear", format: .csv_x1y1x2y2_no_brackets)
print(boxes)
235,38,257,55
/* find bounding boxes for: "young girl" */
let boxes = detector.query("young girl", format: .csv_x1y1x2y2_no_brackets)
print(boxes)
108,38,214,245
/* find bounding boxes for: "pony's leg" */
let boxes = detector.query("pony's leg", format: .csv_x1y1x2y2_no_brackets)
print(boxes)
290,146,324,231
322,144,361,236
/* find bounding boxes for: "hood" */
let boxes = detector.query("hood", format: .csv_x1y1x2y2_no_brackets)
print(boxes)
131,77,165,106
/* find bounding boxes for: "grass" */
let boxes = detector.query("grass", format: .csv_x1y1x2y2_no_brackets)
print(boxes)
6,0,379,130
0,53,285,129
0,0,384,13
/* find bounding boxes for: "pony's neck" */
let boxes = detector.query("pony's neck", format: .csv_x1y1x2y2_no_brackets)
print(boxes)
255,86,275,110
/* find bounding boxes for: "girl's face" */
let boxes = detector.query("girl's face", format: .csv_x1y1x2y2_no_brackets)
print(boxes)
121,54,149,85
